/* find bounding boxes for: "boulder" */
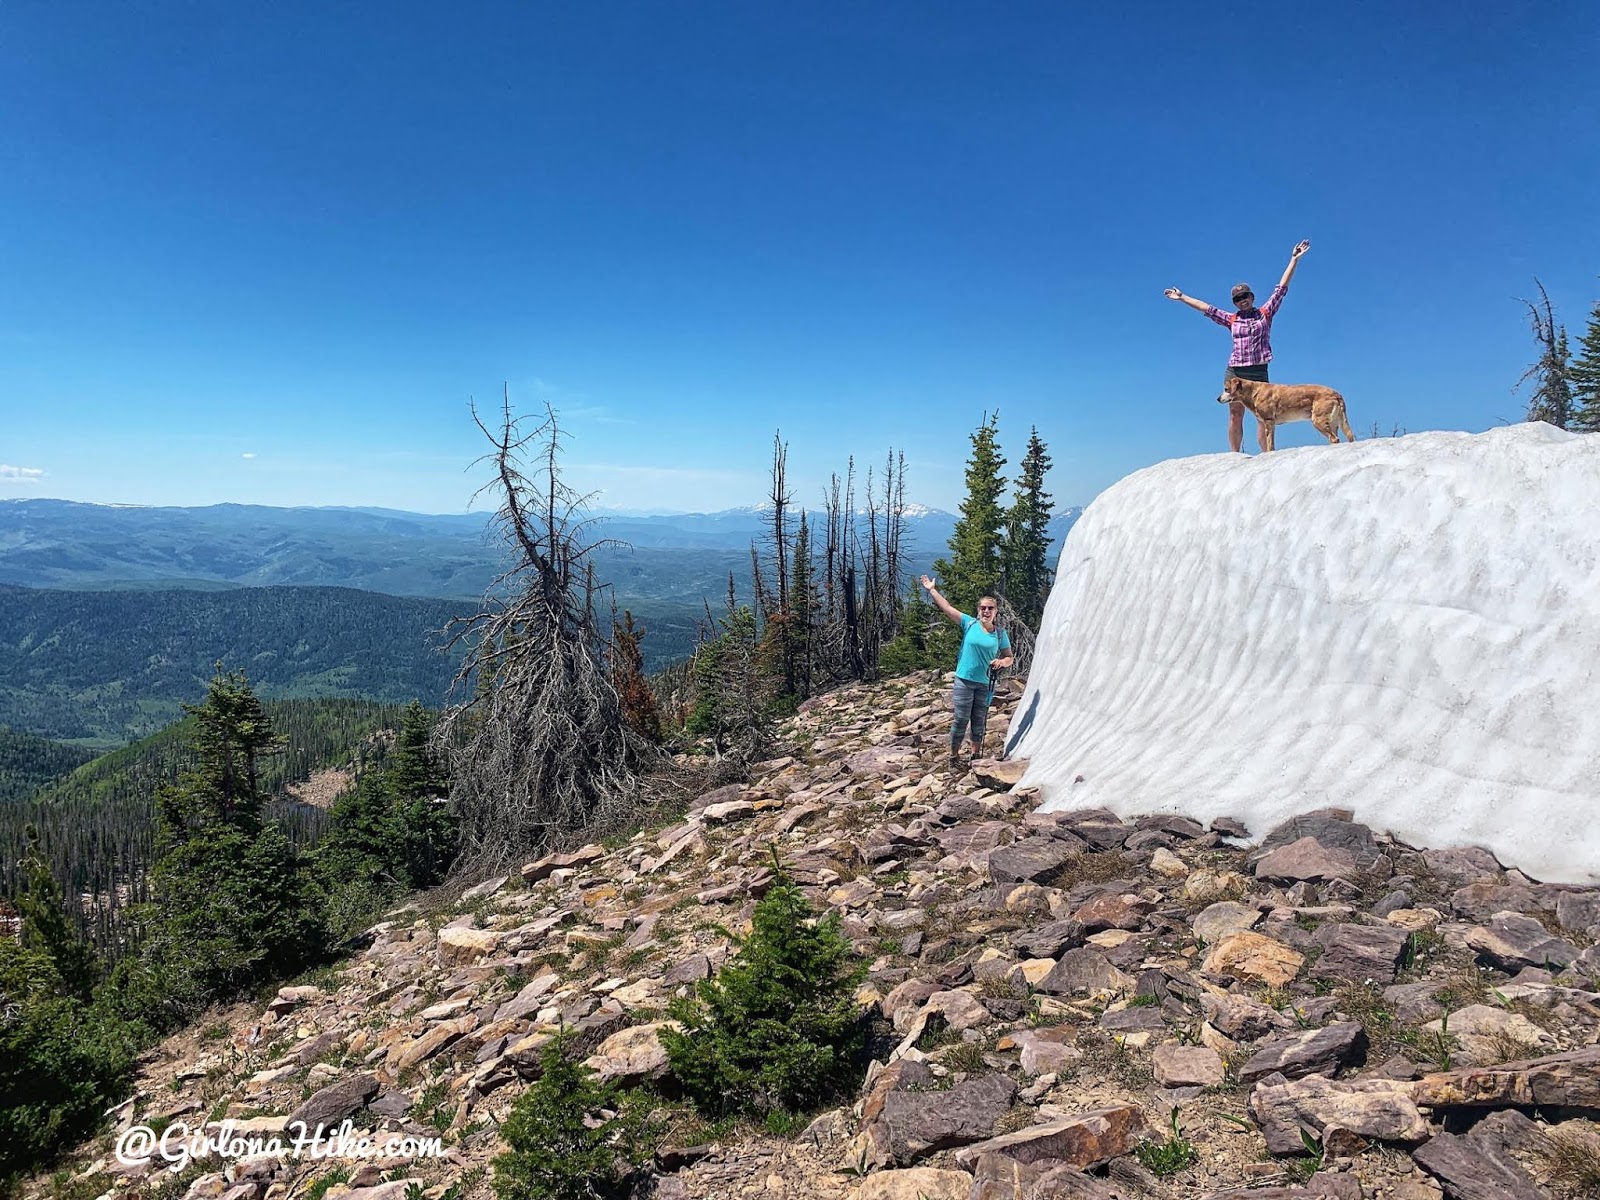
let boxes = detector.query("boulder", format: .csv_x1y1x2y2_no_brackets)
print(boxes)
990,839,1075,885
876,1073,1017,1164
1202,932,1305,987
1035,947,1133,997
1238,1023,1368,1083
953,1104,1151,1170
1152,1045,1225,1088
583,1022,681,1085
286,1072,379,1131
1254,837,1357,884
1465,913,1579,971
1311,923,1409,984
1248,1075,1430,1155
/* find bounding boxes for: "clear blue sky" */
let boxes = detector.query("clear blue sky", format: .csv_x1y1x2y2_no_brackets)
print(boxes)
3,3,1596,514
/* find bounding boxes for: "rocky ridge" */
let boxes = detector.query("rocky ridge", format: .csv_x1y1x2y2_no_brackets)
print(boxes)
37,671,1600,1200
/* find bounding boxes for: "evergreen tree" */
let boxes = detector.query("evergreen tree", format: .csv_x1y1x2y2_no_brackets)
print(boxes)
1001,427,1056,630
932,413,1008,610
784,511,816,700
142,669,323,1009
1517,280,1575,430
387,701,456,888
1571,290,1600,433
15,826,100,1004
662,854,866,1120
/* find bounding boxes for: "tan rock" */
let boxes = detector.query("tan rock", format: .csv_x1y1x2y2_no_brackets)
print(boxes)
1384,907,1444,932
436,927,501,967
854,1168,973,1200
582,1021,683,1085
1150,847,1189,878
386,1015,477,1072
1202,931,1305,987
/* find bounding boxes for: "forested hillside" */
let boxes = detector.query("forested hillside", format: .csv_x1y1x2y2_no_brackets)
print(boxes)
0,727,96,803
0,697,406,952
0,584,465,744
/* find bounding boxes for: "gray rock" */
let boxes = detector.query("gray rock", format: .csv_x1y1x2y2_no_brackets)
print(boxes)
1413,1129,1544,1200
1555,889,1600,936
1373,889,1413,918
1012,919,1088,959
877,1073,1018,1165
287,1072,379,1131
989,839,1075,885
1239,1022,1368,1083
1311,923,1410,984
1035,947,1129,997
1421,846,1503,885
1466,913,1579,971
1254,811,1381,868
1383,981,1448,1024
1255,837,1358,884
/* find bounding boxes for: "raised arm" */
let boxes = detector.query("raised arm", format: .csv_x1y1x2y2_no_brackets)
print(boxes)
1166,287,1231,327
919,575,965,626
1277,240,1310,291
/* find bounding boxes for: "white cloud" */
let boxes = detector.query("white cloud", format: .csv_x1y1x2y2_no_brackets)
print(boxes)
0,464,44,484
241,452,258,460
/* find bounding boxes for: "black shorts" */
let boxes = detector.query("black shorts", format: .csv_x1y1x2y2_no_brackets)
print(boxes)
1224,363,1270,384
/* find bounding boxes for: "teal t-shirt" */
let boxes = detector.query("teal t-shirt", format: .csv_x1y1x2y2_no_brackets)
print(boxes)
955,614,1010,685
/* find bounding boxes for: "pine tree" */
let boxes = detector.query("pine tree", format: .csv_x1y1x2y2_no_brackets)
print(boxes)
388,701,456,888
933,413,1007,608
144,669,323,1007
929,414,1007,665
1517,280,1575,430
1001,427,1056,630
15,825,100,1004
784,511,816,699
1571,290,1600,433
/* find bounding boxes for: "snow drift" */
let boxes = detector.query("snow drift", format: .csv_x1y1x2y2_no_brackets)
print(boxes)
1008,423,1600,884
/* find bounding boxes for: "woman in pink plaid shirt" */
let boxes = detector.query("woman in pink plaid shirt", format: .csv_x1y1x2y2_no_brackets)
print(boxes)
1166,240,1311,452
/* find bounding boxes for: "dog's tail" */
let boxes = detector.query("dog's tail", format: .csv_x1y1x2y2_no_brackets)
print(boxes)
1338,396,1356,443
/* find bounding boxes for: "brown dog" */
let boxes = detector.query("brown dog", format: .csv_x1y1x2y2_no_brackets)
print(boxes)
1221,376,1356,451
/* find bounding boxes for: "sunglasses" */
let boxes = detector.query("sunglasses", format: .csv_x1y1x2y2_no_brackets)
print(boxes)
978,605,997,612
1235,295,1254,304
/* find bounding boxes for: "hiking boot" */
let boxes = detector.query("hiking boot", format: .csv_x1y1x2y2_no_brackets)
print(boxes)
947,752,962,771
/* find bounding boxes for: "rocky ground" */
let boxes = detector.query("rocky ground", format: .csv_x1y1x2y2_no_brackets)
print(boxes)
30,671,1600,1200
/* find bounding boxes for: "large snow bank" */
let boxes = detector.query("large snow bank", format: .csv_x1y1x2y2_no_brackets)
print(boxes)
1008,424,1600,884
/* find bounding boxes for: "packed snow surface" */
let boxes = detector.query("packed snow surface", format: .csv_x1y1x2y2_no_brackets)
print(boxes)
1010,424,1600,884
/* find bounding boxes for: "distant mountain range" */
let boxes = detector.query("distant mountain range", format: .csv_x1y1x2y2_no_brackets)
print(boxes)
0,499,1080,601
0,498,1080,746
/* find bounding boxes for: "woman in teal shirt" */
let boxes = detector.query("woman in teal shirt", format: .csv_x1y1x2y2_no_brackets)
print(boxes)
919,575,1014,767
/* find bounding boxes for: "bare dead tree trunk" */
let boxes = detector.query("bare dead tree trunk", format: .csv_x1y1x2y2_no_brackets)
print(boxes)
435,395,650,873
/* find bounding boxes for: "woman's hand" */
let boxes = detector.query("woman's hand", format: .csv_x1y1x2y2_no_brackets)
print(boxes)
993,655,1015,669
1291,240,1310,259
919,574,937,593
1164,287,1184,301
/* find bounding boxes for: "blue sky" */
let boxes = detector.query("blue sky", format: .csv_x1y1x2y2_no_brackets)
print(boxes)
2,3,1596,514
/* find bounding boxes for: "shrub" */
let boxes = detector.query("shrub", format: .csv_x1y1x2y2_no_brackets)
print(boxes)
492,1036,654,1200
0,940,137,1181
662,853,867,1121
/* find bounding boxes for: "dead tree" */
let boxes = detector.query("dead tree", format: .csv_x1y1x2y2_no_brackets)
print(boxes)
436,394,649,872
